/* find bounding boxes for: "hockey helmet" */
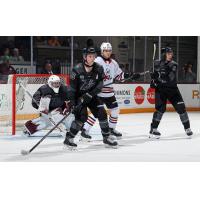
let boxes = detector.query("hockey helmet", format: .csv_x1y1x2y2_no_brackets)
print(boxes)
100,42,112,52
161,47,173,60
48,75,61,93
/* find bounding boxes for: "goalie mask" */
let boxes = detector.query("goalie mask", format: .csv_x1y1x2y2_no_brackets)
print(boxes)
48,75,61,93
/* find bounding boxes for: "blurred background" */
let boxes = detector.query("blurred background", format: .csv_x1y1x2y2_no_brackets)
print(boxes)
0,36,199,83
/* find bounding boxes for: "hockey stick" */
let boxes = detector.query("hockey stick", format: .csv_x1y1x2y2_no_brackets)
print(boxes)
104,70,150,87
151,44,157,87
21,110,73,155
18,81,65,134
153,43,156,72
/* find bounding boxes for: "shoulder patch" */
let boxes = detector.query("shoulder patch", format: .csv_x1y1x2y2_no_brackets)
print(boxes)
70,71,76,80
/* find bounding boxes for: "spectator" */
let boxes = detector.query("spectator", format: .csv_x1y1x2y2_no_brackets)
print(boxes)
0,48,10,61
182,62,196,83
36,36,47,45
10,48,24,62
0,56,16,83
48,36,61,47
41,61,54,74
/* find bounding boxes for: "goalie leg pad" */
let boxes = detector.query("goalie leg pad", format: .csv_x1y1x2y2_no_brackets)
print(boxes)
24,120,39,135
51,111,75,131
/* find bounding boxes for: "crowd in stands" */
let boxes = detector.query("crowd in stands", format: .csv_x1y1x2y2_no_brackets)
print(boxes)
0,37,198,84
0,47,24,63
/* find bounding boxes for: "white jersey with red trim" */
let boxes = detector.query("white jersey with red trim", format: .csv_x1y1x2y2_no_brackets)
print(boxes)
95,56,123,98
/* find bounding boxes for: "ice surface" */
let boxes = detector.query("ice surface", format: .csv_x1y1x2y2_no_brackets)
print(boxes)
0,112,199,161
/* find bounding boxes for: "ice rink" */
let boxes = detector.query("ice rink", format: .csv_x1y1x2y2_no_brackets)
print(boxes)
0,112,199,162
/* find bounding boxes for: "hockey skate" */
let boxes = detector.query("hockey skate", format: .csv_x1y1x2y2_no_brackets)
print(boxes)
109,128,122,139
22,127,31,137
80,129,92,142
185,128,193,138
63,133,77,150
103,134,118,148
149,128,161,139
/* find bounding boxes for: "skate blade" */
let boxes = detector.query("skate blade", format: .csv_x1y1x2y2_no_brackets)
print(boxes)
63,145,77,151
22,132,31,137
104,144,118,149
79,137,92,142
187,135,193,139
116,136,122,140
22,128,31,137
111,134,122,140
149,134,160,139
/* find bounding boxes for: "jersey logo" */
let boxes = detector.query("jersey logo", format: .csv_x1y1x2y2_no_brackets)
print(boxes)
80,75,84,80
80,79,96,91
70,72,76,80
104,68,112,81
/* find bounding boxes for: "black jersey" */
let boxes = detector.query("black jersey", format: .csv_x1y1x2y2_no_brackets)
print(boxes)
32,84,69,111
69,62,104,105
153,59,178,88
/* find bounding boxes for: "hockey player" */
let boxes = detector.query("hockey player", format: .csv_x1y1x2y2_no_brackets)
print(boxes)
81,42,140,140
24,75,74,136
149,47,193,138
63,47,118,149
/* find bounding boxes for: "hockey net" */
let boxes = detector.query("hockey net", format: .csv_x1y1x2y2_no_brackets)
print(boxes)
0,74,69,135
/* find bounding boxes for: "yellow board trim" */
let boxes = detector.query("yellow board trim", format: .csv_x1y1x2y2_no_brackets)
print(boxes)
119,107,200,114
0,108,199,122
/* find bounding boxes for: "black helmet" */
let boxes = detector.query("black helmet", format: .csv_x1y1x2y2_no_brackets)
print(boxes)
83,47,96,55
161,47,173,54
161,47,173,60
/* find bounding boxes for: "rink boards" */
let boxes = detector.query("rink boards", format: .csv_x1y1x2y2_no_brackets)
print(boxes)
114,84,200,113
0,84,199,122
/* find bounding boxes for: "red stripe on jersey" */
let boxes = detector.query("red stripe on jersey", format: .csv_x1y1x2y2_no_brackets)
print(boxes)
87,118,95,125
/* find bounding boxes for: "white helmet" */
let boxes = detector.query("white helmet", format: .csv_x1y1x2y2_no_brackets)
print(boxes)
48,75,61,93
100,42,112,53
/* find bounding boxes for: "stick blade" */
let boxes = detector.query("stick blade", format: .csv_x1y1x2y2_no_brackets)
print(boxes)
21,149,30,156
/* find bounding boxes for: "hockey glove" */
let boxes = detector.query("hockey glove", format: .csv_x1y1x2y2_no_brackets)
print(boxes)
62,101,73,115
72,104,83,115
132,73,141,80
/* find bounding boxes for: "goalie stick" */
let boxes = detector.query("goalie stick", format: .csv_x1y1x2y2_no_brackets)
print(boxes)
21,109,73,155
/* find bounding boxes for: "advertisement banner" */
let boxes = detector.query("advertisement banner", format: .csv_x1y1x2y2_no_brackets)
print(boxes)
114,84,200,110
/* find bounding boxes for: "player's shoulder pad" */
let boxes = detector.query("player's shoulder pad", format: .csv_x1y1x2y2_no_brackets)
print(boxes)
170,60,178,66
39,84,52,95
154,59,160,66
59,84,69,93
73,63,82,73
94,62,104,73
60,84,68,90
95,56,102,63
39,84,49,90
111,58,118,66
70,63,83,80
